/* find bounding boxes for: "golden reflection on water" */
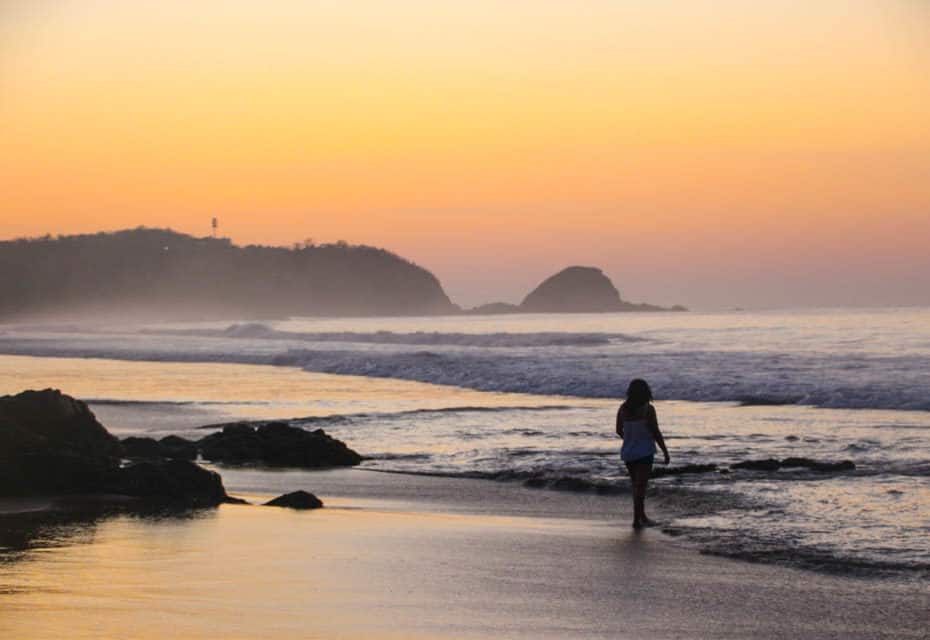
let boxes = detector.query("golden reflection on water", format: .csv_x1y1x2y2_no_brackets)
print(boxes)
0,354,581,431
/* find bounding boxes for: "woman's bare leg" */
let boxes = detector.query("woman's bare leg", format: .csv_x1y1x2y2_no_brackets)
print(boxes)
638,468,655,525
625,462,642,527
626,463,650,528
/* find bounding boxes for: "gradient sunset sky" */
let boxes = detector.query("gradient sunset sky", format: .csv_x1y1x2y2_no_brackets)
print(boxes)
2,1,928,309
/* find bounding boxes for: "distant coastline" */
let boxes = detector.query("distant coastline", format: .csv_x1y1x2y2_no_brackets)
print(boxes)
0,228,685,320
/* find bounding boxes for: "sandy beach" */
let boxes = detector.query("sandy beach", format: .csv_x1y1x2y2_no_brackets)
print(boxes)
2,469,927,640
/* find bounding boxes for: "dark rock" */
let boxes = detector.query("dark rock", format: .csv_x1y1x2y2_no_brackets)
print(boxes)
4,451,118,496
731,459,782,471
120,436,198,460
0,389,122,495
198,423,262,463
731,457,856,473
158,435,198,460
522,477,548,489
0,389,122,458
264,490,323,510
198,422,363,468
121,436,164,459
651,463,718,478
781,457,855,472
106,459,228,506
1,389,231,506
519,266,682,313
549,477,595,492
521,266,626,313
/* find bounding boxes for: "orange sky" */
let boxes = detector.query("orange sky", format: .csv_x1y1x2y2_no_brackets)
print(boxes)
2,0,928,308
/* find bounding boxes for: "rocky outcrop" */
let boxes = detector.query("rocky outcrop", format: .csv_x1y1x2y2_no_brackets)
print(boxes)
105,459,228,506
158,435,198,460
264,490,324,510
122,435,197,460
0,389,231,506
121,436,164,459
650,463,719,478
197,422,363,468
0,389,122,495
519,266,682,313
731,458,855,473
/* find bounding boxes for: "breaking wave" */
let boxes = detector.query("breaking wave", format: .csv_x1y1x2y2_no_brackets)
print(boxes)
2,315,930,411
144,323,645,348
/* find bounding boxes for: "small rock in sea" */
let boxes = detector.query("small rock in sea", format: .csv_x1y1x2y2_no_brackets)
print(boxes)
651,463,717,478
264,490,323,510
732,458,782,472
785,435,799,441
781,457,855,472
731,457,855,473
198,422,363,468
522,477,548,489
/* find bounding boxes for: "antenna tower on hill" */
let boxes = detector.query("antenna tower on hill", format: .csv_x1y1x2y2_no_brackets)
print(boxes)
211,217,218,238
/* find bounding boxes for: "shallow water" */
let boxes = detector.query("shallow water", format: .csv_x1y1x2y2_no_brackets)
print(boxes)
1,309,928,579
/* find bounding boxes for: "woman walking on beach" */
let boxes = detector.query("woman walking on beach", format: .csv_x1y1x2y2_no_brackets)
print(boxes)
616,379,670,529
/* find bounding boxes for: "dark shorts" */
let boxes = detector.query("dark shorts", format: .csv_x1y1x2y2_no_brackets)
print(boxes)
625,454,654,468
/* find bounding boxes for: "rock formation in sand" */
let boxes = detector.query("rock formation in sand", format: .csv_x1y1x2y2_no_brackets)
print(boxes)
264,490,324,510
0,388,231,506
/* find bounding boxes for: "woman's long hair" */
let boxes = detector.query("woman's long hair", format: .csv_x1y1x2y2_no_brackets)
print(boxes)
623,378,653,414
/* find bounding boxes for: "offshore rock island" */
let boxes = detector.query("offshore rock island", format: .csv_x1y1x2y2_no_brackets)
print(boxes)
0,228,684,320
468,266,686,314
520,266,685,313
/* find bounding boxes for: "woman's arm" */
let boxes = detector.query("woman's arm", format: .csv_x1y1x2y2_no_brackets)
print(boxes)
647,405,670,464
615,407,624,438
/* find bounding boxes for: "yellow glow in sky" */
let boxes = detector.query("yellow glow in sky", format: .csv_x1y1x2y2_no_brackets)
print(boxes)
1,0,928,307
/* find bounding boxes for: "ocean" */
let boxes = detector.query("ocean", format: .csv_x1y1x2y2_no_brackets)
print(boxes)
1,308,928,581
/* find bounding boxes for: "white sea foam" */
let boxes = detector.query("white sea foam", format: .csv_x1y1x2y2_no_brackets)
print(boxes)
2,310,930,411
144,323,639,347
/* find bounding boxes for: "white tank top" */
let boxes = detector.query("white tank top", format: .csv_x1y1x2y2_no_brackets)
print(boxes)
620,410,656,462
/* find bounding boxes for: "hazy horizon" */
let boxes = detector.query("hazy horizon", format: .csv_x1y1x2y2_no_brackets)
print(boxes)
2,1,928,310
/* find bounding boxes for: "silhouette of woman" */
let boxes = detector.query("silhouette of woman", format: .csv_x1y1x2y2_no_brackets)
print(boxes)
616,379,670,529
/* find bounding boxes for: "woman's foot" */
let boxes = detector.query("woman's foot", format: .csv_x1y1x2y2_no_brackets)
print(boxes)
632,520,644,530
640,516,657,527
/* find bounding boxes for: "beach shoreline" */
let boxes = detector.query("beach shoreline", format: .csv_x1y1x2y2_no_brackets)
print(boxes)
2,468,927,640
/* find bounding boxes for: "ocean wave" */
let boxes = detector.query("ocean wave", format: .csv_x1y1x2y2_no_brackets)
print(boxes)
85,398,274,407
143,323,645,348
736,395,803,407
667,527,930,578
3,335,930,411
364,453,433,461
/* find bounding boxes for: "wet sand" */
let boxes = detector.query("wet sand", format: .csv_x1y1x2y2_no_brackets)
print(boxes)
1,470,927,639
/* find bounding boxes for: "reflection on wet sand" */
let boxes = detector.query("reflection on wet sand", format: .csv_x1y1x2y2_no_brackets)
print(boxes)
2,485,928,640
